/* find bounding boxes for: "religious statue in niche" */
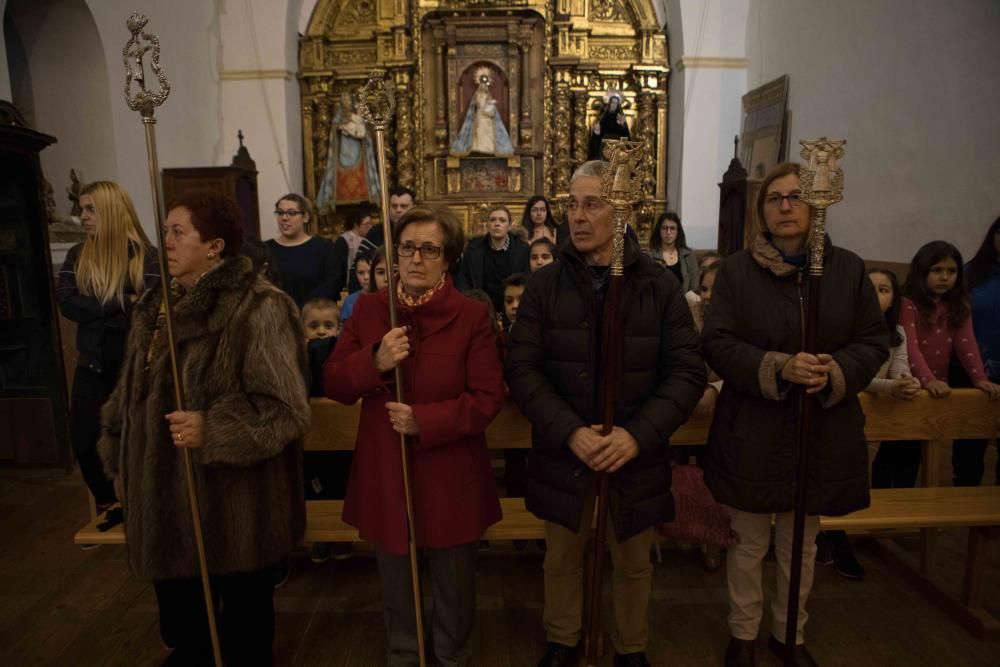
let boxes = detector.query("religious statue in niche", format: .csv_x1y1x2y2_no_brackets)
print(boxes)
451,66,514,158
588,88,631,160
316,90,380,211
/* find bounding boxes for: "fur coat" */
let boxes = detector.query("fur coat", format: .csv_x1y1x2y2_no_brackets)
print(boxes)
98,255,310,581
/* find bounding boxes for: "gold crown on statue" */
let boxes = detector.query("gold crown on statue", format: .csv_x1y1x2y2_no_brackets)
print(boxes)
475,66,493,86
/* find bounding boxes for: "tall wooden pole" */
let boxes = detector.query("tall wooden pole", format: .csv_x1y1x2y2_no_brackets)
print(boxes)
584,140,646,667
358,70,427,667
784,138,845,663
122,14,222,667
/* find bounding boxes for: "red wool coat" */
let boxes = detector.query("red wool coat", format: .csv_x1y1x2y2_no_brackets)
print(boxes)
324,277,505,555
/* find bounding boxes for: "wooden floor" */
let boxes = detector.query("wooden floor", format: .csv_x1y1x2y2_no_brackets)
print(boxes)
1,462,997,667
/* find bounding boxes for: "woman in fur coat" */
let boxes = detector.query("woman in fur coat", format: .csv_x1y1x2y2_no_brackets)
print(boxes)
98,190,310,666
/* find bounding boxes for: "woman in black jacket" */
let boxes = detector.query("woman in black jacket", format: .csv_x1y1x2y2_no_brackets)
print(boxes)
57,181,158,513
702,162,887,666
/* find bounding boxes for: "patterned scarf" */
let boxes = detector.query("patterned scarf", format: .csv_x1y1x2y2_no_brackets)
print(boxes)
397,273,447,308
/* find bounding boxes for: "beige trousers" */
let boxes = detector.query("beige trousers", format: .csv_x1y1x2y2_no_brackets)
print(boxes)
726,508,820,645
542,486,655,654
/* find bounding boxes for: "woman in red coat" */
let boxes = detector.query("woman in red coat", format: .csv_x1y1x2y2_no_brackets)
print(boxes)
324,206,504,666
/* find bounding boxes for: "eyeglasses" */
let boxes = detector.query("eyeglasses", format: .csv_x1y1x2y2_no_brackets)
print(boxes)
763,192,805,209
274,209,304,218
397,242,443,260
530,205,548,214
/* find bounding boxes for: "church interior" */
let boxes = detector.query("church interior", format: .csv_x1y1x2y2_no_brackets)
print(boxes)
1,1,998,665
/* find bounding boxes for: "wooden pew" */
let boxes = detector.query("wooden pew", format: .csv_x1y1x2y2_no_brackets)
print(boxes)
75,389,999,636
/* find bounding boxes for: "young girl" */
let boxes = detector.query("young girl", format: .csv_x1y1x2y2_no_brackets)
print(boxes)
900,242,1000,487
57,181,158,516
900,242,999,399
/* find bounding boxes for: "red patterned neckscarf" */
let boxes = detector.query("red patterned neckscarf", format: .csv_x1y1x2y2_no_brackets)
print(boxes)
397,273,447,308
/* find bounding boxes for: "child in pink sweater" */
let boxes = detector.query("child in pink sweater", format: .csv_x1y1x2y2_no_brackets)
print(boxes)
900,241,999,400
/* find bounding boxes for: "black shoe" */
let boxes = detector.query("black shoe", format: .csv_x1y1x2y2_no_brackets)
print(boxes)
537,642,580,667
724,637,756,667
814,532,834,566
310,542,333,564
833,542,865,580
479,539,492,552
613,651,651,667
768,635,818,666
331,542,353,561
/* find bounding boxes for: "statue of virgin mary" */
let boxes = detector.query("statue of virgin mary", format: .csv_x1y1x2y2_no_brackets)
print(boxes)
450,69,515,157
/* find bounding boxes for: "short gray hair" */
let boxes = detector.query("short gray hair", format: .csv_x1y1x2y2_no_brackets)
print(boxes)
570,160,605,184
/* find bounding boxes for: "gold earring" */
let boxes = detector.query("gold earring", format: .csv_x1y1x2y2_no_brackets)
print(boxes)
208,252,216,259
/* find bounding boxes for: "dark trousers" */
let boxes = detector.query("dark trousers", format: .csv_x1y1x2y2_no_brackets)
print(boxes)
375,542,478,667
948,355,990,486
871,440,922,488
69,366,117,506
154,564,277,666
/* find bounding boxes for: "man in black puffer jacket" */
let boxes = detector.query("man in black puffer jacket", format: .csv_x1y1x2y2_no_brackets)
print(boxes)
506,160,705,667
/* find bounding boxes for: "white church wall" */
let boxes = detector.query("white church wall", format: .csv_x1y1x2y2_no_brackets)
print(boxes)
664,0,749,250
3,0,119,231
746,0,1000,263
219,0,303,240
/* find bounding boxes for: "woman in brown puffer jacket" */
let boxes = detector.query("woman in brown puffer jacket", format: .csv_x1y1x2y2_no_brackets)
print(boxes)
703,162,887,666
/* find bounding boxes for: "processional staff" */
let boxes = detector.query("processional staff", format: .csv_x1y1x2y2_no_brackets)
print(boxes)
784,137,846,664
584,138,646,667
122,14,223,667
357,69,428,667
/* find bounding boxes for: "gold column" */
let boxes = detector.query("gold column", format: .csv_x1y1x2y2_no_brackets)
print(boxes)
572,88,588,167
637,90,656,197
553,78,572,194
435,40,448,150
394,69,416,190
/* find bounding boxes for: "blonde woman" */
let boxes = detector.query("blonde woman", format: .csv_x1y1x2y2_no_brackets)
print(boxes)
57,181,158,515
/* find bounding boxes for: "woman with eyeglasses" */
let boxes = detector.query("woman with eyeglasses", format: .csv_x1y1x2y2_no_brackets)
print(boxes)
265,193,342,307
701,162,887,666
520,195,558,244
648,211,700,296
324,206,505,666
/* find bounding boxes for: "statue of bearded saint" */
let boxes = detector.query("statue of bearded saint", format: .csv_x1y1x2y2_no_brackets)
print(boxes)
451,71,515,157
588,91,631,160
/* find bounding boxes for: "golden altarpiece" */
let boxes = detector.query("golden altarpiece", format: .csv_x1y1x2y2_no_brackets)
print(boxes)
300,0,668,238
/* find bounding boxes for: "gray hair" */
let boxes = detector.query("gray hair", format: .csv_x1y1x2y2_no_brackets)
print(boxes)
570,160,605,184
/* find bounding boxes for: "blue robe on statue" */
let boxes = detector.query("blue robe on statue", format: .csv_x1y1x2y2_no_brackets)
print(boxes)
450,91,515,157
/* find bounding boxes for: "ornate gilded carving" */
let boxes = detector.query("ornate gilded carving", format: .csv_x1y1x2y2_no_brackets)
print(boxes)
394,71,416,189
588,43,639,61
636,90,656,196
572,90,588,166
553,82,572,193
302,0,669,225
592,0,630,23
327,48,378,66
340,0,375,27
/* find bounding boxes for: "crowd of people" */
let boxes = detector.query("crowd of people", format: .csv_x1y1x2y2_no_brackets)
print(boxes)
56,163,1000,666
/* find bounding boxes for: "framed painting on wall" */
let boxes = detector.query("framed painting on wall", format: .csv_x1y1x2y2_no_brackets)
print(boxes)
740,75,789,179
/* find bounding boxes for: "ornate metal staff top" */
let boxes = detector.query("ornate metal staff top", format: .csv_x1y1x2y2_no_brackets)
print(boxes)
123,13,170,119
798,137,846,275
358,69,396,134
600,139,645,275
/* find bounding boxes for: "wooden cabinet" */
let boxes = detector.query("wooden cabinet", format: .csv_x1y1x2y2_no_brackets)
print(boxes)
162,133,260,239
0,102,69,465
